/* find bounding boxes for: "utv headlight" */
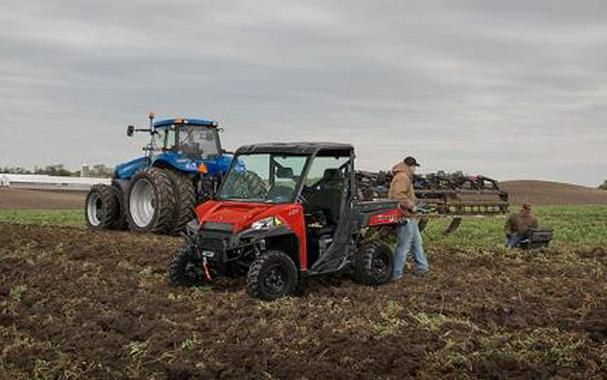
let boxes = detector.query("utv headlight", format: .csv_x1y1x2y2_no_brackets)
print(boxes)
185,219,199,237
251,216,282,230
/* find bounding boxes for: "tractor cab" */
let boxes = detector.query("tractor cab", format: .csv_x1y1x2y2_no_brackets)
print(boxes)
171,142,403,300
149,118,222,161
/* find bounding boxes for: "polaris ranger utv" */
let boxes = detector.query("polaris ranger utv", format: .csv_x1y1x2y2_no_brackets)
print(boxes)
169,142,405,300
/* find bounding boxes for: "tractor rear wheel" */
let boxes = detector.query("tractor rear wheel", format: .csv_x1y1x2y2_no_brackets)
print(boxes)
126,169,176,234
157,169,196,234
85,184,120,230
246,250,298,301
355,241,394,285
169,244,206,286
109,185,128,230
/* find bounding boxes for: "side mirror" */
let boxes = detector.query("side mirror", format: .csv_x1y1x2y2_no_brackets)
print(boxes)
127,125,135,137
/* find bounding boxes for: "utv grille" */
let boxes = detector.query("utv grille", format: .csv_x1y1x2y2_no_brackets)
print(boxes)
200,237,226,251
202,222,233,232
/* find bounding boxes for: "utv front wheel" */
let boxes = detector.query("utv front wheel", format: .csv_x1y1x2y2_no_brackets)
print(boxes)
355,242,394,286
246,250,298,301
127,169,176,234
85,184,119,230
169,244,206,286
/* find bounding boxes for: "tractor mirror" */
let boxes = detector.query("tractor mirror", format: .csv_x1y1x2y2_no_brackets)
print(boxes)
127,125,135,137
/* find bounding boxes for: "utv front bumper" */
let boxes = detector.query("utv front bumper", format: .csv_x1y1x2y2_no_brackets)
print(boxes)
184,220,261,266
184,219,293,267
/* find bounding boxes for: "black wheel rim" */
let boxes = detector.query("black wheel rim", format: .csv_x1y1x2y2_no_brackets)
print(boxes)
262,264,288,296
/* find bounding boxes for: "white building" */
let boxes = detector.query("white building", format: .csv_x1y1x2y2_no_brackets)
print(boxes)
0,174,110,191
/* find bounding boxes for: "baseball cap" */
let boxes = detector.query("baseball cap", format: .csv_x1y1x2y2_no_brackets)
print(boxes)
404,156,420,167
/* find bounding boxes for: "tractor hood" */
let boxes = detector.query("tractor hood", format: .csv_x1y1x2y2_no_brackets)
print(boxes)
194,200,301,233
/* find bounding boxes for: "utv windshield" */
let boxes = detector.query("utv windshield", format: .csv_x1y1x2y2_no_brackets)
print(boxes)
217,153,309,203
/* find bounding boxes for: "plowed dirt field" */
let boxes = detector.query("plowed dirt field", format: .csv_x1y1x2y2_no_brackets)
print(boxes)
1,223,606,378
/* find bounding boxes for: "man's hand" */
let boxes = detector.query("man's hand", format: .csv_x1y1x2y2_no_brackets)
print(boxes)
400,200,415,211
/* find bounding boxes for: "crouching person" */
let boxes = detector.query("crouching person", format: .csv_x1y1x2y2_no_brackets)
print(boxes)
504,203,539,248
389,156,429,280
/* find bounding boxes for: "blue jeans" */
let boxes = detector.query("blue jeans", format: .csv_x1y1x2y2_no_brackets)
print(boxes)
393,219,429,279
506,234,522,248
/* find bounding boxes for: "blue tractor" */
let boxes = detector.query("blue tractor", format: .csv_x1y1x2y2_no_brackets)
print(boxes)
85,113,233,234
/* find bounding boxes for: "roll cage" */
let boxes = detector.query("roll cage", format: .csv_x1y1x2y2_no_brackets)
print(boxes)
217,143,356,205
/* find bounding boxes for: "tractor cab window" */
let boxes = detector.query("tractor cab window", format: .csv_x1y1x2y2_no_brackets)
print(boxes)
218,153,308,203
178,126,219,159
151,128,175,151
165,128,177,149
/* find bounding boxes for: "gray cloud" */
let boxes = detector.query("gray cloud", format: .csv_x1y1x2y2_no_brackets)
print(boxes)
0,0,605,186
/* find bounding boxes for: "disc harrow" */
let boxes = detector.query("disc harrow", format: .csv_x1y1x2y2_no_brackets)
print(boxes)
356,170,509,234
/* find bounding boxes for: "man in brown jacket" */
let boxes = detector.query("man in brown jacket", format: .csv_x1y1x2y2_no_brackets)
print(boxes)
389,156,429,280
504,203,539,248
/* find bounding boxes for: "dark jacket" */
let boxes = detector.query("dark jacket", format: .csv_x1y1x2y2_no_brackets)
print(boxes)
388,162,416,217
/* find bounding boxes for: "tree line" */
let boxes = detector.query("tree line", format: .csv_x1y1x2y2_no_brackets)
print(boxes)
0,164,113,178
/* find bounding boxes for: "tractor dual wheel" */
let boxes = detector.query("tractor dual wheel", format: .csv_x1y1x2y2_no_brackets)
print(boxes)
354,241,394,286
169,244,207,286
85,184,125,230
246,250,298,301
156,169,196,235
127,169,176,234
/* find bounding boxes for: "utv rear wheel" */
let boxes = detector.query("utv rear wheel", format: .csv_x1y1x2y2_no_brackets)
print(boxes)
85,184,119,230
127,169,176,234
169,244,206,286
355,242,394,286
246,250,298,301
157,169,196,234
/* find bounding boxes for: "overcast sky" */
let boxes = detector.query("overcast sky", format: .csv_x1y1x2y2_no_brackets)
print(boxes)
0,0,605,186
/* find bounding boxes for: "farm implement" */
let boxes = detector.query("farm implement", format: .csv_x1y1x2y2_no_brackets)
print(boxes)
170,142,406,300
356,170,509,234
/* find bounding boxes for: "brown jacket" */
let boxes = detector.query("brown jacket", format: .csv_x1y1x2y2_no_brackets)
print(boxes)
504,211,538,236
388,162,416,216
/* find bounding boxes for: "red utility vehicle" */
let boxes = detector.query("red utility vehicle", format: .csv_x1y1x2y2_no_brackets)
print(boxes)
169,143,405,300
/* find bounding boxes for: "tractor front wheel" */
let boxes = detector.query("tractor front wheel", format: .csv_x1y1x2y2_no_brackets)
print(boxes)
354,242,394,286
85,184,120,230
246,250,298,301
126,169,176,234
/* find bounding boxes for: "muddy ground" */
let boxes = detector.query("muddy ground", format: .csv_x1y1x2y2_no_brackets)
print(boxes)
0,189,86,209
1,223,606,379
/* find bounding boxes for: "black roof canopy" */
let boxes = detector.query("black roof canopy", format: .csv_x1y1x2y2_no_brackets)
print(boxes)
235,142,354,156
